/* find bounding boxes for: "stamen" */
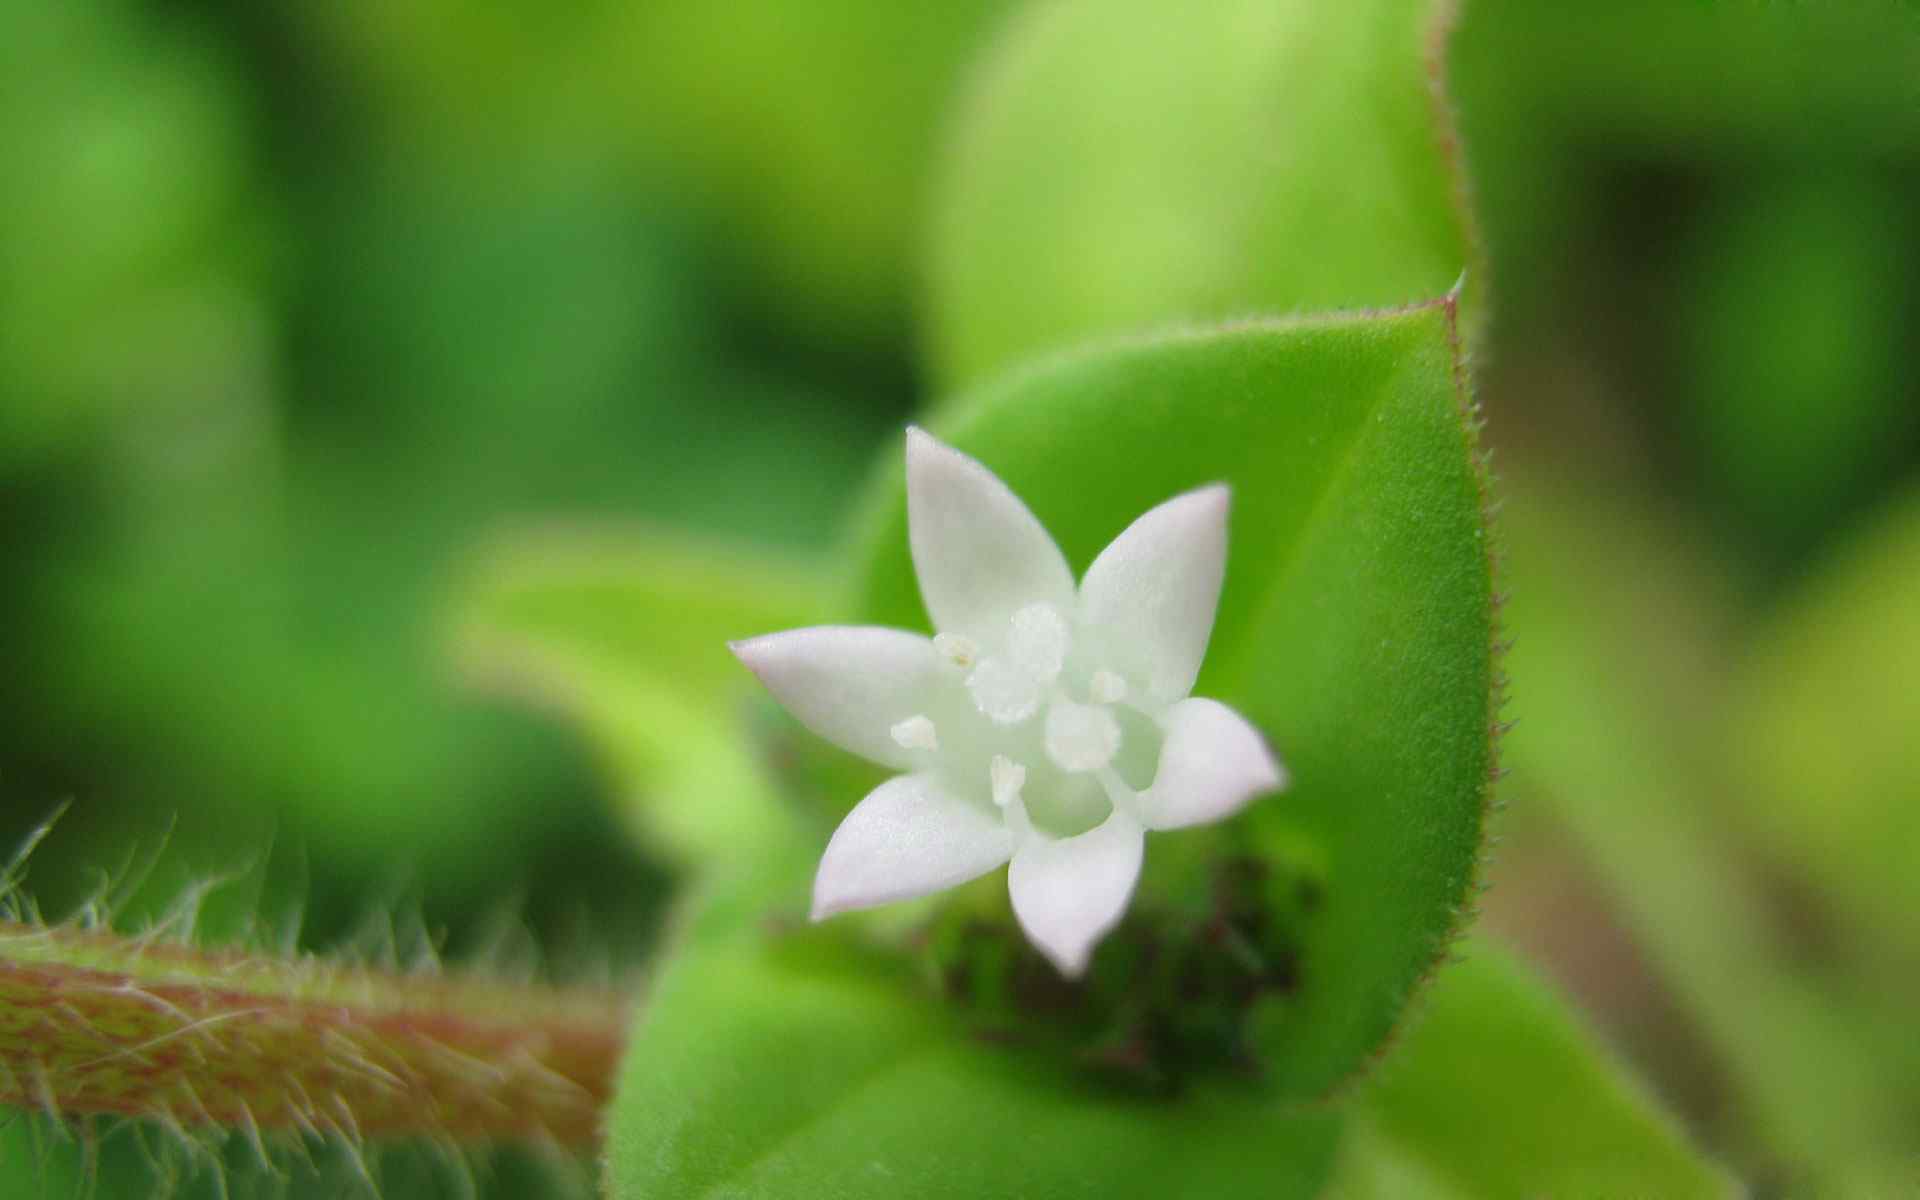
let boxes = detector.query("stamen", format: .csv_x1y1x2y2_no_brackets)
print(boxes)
966,657,1041,725
1093,766,1141,824
889,714,939,752
1044,699,1122,773
1007,604,1069,684
990,755,1027,808
933,632,978,668
1089,669,1128,705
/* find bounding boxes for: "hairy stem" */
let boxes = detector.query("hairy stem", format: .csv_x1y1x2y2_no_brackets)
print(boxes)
0,920,629,1148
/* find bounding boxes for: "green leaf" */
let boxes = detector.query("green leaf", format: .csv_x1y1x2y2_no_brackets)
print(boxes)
606,869,1341,1200
1324,941,1734,1199
850,304,1495,1098
928,0,1477,389
452,524,830,863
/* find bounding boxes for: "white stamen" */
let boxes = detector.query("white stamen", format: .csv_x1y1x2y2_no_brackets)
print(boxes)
990,755,1027,808
966,656,1041,725
1089,669,1128,705
1007,603,1069,684
933,632,978,668
1044,699,1122,773
1094,766,1138,817
889,714,939,752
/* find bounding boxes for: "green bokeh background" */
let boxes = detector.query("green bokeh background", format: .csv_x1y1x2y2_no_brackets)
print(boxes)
2,0,1917,1194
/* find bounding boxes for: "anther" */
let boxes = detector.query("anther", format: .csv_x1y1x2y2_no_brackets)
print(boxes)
1089,669,1128,705
933,632,978,668
990,755,1027,809
889,714,939,752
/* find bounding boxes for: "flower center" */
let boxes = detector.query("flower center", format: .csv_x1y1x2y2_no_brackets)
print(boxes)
964,655,1041,725
920,600,1139,834
1044,699,1121,772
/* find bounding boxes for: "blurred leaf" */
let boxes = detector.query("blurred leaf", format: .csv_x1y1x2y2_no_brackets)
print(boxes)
1449,0,1920,335
610,0,1015,346
928,0,1476,389
284,0,592,148
1453,0,1920,151
1736,488,1920,971
260,159,871,893
606,861,1341,1199
0,0,257,469
1680,174,1916,559
1325,941,1733,1199
295,159,889,549
1496,476,1920,1170
453,525,830,864
851,303,1495,1098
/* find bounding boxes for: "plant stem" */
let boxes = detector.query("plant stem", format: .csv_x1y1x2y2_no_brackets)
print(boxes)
0,920,629,1149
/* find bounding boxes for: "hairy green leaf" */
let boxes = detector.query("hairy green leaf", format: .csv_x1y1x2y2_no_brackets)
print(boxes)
606,872,1340,1200
928,0,1476,389
850,304,1495,1098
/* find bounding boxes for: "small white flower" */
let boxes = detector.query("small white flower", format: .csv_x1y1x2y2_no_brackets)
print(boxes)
732,429,1286,976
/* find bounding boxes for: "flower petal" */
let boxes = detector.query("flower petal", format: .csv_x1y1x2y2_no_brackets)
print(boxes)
1079,484,1229,703
812,774,1014,920
731,626,944,769
1139,697,1284,831
1008,809,1144,977
906,427,1075,645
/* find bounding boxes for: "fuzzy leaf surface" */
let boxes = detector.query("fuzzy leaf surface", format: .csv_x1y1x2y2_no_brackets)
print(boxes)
606,897,1339,1199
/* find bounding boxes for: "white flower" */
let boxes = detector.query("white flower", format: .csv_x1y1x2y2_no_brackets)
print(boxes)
732,429,1286,976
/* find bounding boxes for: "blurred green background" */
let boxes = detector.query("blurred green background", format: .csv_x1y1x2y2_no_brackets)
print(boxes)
2,0,1917,1195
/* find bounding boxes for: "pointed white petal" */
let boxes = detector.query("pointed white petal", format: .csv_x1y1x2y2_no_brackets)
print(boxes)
1008,809,1144,977
811,774,1014,919
1139,698,1284,831
731,626,944,769
906,427,1075,645
1079,484,1229,702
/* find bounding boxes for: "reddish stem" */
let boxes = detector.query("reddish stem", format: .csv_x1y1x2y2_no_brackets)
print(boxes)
0,921,630,1149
